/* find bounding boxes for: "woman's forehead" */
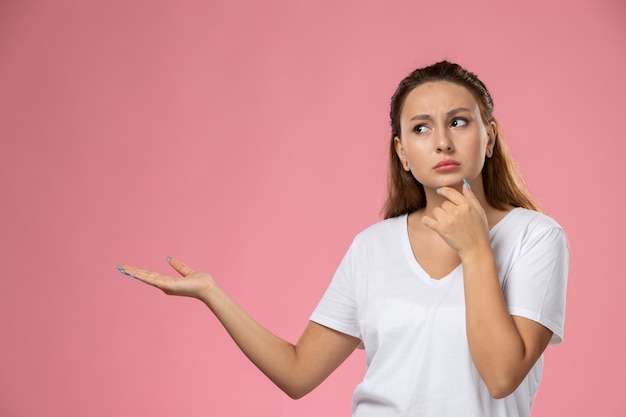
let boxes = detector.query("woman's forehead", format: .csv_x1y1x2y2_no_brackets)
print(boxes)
402,81,480,114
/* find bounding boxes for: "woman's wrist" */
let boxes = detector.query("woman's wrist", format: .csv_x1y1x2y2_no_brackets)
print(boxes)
459,242,494,266
197,278,221,307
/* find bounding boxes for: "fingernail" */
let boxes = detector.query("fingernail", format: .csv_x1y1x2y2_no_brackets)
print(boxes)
435,187,441,193
117,266,126,275
166,256,171,263
463,179,471,190
130,273,136,279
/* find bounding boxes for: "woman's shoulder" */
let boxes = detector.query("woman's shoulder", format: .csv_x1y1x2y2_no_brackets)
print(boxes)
506,207,564,231
492,208,568,259
495,208,566,247
352,214,407,244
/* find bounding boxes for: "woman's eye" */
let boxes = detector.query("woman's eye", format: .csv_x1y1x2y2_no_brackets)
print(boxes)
413,124,430,134
451,118,468,128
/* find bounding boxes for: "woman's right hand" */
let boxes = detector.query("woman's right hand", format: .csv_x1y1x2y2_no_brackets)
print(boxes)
118,256,360,399
118,257,215,301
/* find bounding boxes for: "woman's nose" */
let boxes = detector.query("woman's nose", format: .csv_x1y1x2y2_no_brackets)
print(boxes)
435,128,454,152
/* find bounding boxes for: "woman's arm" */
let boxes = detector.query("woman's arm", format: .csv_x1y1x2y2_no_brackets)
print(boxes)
459,249,552,398
119,258,361,399
422,186,553,399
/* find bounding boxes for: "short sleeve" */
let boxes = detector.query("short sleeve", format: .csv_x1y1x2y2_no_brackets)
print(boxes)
504,226,569,344
310,240,362,340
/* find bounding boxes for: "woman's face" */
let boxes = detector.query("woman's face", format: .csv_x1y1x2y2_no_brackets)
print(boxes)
394,81,495,191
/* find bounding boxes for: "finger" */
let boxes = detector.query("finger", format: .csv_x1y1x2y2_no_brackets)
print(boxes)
461,180,485,212
431,206,448,222
436,186,466,205
461,179,478,201
167,257,194,277
118,264,152,279
440,200,455,213
119,265,162,280
421,214,438,231
124,266,179,293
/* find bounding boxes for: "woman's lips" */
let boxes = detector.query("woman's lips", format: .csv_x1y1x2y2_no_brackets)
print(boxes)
434,160,460,172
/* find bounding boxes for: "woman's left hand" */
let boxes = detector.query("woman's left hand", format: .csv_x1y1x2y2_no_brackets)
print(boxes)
421,183,490,258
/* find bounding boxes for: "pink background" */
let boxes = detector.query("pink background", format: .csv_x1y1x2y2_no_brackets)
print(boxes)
1,0,624,416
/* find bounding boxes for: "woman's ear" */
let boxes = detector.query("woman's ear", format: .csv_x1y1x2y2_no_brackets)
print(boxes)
486,122,496,158
394,136,410,171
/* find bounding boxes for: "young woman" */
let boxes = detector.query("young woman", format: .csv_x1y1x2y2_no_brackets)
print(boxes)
119,61,568,416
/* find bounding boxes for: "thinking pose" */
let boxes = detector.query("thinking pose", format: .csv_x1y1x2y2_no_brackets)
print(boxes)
120,61,568,417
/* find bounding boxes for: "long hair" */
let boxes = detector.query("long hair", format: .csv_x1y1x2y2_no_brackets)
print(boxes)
382,61,540,219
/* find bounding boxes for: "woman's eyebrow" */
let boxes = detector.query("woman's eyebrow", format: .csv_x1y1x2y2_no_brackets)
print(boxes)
409,114,432,122
447,107,472,116
409,107,473,122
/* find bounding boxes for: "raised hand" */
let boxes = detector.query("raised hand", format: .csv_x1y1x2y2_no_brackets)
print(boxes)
421,180,490,258
118,257,215,301
118,256,360,399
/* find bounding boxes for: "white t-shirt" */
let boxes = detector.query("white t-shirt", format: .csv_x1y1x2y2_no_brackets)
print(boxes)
310,208,568,417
